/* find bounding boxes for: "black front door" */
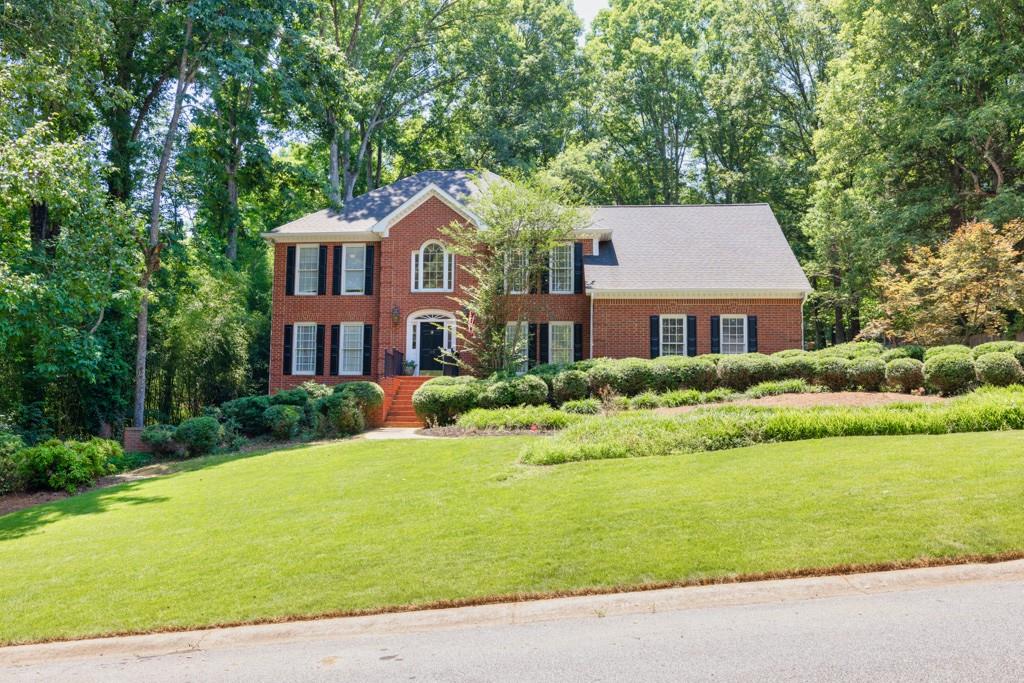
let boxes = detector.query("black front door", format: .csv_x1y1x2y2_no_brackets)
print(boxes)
419,322,445,373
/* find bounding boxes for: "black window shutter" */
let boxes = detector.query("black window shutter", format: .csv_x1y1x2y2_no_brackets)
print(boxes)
315,324,325,375
364,245,375,295
330,324,340,376
285,246,296,296
283,324,293,375
686,315,697,356
527,323,538,367
331,246,342,295
362,324,373,376
317,246,327,295
573,323,584,361
747,316,758,353
710,316,721,353
573,242,584,294
539,323,550,364
649,315,660,359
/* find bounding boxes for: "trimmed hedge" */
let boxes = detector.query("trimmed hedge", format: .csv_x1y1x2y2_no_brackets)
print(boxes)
813,356,850,391
479,375,549,408
552,370,589,404
924,353,976,395
264,404,302,440
972,341,1021,359
885,358,925,393
334,381,385,410
140,424,180,456
880,345,924,362
924,344,971,360
413,377,483,426
220,395,271,436
522,387,1024,465
174,417,223,457
717,354,775,390
848,357,886,391
975,352,1024,387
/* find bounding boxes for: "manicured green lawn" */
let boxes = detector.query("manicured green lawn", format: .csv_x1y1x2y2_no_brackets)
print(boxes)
2,431,1024,644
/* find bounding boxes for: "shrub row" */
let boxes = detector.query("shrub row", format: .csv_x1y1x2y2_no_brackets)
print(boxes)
142,380,385,454
522,386,1024,465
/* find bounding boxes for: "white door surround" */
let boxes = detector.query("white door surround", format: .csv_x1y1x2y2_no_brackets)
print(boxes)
405,310,456,375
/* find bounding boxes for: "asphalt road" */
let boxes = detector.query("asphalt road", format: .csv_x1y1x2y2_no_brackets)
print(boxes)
4,562,1024,682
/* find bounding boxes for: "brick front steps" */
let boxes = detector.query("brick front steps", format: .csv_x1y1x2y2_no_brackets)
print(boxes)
381,376,432,427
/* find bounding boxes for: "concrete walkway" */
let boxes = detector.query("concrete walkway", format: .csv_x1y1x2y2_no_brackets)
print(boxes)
3,559,1024,682
358,427,435,440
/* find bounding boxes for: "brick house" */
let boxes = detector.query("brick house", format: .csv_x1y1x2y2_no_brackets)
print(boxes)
263,170,810,424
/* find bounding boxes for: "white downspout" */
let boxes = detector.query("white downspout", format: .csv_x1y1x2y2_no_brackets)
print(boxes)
589,292,595,359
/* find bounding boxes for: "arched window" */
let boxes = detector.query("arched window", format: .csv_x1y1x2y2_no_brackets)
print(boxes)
411,240,454,291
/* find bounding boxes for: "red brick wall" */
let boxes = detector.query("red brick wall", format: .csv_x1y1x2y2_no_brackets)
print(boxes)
592,298,804,358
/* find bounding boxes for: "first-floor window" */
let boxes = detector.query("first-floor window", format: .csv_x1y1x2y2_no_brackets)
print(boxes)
505,321,529,374
721,315,747,354
660,316,687,356
340,323,364,375
549,322,574,365
293,323,317,374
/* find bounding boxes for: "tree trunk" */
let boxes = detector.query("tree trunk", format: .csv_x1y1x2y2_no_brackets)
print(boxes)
133,17,194,428
29,202,49,247
328,124,341,207
226,164,239,261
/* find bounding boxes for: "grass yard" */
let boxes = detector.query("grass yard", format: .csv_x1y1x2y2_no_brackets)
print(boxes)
2,431,1024,644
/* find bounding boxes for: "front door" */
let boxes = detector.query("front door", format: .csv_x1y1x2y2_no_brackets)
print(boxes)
418,322,446,374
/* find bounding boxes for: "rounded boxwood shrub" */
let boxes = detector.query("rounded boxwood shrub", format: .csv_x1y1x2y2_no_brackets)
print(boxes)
924,353,976,395
813,356,850,391
816,341,882,359
297,381,332,400
480,374,549,408
611,358,656,396
651,357,717,392
880,345,924,362
174,417,223,457
775,354,816,381
412,378,481,426
848,357,886,391
335,381,385,410
586,363,622,394
263,404,302,440
269,388,309,407
885,358,925,393
975,352,1024,387
220,395,271,436
717,354,776,391
552,370,589,404
772,349,808,359
315,393,366,436
972,341,1021,359
140,424,180,456
560,398,601,414
924,344,971,360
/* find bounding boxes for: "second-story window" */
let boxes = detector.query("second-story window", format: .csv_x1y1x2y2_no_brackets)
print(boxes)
549,244,573,294
506,249,528,294
412,240,453,292
296,245,320,295
342,244,366,294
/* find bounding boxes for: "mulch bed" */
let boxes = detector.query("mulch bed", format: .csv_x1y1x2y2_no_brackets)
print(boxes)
655,391,946,416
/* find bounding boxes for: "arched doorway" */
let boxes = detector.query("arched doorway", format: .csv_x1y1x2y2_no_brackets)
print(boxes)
406,310,456,376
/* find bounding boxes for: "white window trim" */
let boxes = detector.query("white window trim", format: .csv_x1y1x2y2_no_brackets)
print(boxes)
549,321,574,365
506,321,529,374
411,240,454,292
292,322,317,375
548,243,573,294
506,249,528,295
337,322,365,376
659,315,688,357
295,245,320,296
720,314,748,354
340,244,366,295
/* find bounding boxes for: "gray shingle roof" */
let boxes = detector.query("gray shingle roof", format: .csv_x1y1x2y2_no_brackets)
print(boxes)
583,204,810,294
269,170,484,235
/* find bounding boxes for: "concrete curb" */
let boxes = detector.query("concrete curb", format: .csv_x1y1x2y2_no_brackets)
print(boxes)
4,558,1024,666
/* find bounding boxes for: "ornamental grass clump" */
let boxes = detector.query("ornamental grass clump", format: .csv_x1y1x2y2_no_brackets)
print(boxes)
745,378,818,399
455,406,582,431
559,398,601,414
520,387,1024,465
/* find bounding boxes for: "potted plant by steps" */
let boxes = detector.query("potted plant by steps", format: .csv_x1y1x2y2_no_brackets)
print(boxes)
404,360,417,375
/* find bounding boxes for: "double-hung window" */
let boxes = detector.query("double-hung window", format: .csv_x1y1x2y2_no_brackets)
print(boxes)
342,245,366,294
292,323,317,375
339,323,364,375
506,249,528,294
549,322,574,365
548,244,573,294
295,245,320,295
720,315,748,354
505,321,529,374
660,316,687,356
412,241,453,291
